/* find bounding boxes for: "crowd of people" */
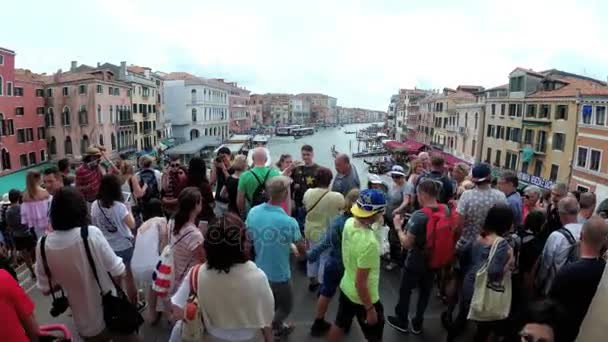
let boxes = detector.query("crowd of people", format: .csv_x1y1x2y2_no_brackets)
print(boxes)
0,142,607,342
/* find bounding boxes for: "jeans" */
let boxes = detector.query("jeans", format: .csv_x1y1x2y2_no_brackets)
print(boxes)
394,267,434,325
307,239,329,281
269,280,293,328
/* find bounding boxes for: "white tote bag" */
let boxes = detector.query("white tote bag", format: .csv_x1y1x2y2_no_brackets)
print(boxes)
131,219,162,283
575,263,608,342
468,237,512,322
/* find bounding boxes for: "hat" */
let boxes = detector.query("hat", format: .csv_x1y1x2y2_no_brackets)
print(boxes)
368,174,383,184
388,165,406,177
85,147,102,157
351,189,386,218
471,163,491,183
217,146,231,156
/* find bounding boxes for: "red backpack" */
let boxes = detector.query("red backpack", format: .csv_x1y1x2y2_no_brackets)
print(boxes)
421,205,456,269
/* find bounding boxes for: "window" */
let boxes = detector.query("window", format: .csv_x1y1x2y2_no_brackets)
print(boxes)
40,150,46,162
524,129,534,145
152,105,156,113
37,127,45,140
471,140,476,157
506,127,511,141
556,105,568,120
36,107,44,115
15,107,24,116
62,87,69,96
495,150,502,166
20,154,28,168
111,133,116,150
29,152,36,165
45,108,55,127
540,105,550,119
192,108,197,122
537,131,547,152
97,105,102,124
508,104,517,116
64,136,73,155
77,85,86,95
114,88,119,96
552,133,565,151
78,105,88,125
49,137,57,155
500,104,506,116
596,106,606,126
7,82,12,96
108,87,113,95
17,129,25,143
99,134,104,146
25,128,34,142
509,76,524,92
109,106,113,124
0,55,3,65
35,89,44,97
46,88,53,97
577,147,588,168
505,151,517,169
491,104,496,115
132,103,137,113
80,135,90,154
61,107,71,126
1,149,10,170
521,161,529,173
534,159,543,177
590,149,602,171
6,120,14,135
512,128,521,142
14,87,23,96
96,85,103,94
550,164,559,182
474,113,478,129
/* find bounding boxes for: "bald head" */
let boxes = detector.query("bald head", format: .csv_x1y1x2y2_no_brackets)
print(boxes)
252,147,267,166
558,196,579,225
334,153,351,175
581,216,608,252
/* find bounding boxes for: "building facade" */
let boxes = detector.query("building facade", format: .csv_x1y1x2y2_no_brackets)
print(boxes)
451,95,485,163
214,80,251,134
164,78,229,142
0,47,48,174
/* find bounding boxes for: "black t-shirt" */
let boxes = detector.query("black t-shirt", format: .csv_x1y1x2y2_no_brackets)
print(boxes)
414,171,454,206
291,164,319,207
550,258,605,342
403,209,429,272
215,167,234,202
225,176,240,214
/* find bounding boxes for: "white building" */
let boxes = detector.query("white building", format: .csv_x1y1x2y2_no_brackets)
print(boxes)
164,78,230,142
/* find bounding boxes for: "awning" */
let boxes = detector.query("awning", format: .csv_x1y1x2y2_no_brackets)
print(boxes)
0,162,53,197
165,136,222,155
384,140,425,153
430,149,471,166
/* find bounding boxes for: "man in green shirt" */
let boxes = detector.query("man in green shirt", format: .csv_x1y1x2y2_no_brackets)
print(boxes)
328,189,386,342
237,147,281,215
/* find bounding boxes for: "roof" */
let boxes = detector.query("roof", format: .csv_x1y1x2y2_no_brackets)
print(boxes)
484,84,508,92
384,139,425,153
127,65,150,74
527,75,608,98
214,143,245,154
0,47,15,55
164,136,222,155
511,67,547,78
14,69,46,83
164,72,197,80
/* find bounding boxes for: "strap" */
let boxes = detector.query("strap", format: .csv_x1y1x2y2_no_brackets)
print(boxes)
307,190,330,213
558,228,576,245
487,236,503,264
80,225,104,294
40,236,59,301
250,169,269,188
190,264,202,294
171,229,194,248
98,202,120,233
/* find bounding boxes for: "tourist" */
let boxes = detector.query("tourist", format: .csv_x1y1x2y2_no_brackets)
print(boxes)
237,147,280,215
169,187,205,293
390,179,446,334
367,174,388,193
303,167,345,291
596,198,608,219
407,158,425,185
460,204,514,342
35,187,138,341
417,152,431,171
210,146,233,218
57,158,74,186
221,154,247,216
292,145,320,228
21,170,51,238
90,174,140,307
0,269,40,342
136,155,162,201
170,221,275,342
120,163,147,214
160,156,187,217
384,165,414,271
540,183,569,243
327,189,386,342
276,153,293,172
414,155,454,206
274,154,295,215
42,167,64,196
308,189,360,337
550,216,608,342
332,153,360,196
518,210,547,298
523,185,543,221
75,147,106,205
6,189,36,279
578,191,596,224
451,162,470,188
187,157,216,228
498,170,523,227
245,176,306,338
518,300,565,342
537,196,582,296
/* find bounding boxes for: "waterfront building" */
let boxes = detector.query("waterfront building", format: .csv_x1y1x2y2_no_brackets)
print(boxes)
386,94,398,137
451,91,485,163
213,80,251,134
0,47,48,174
395,88,432,141
295,93,338,124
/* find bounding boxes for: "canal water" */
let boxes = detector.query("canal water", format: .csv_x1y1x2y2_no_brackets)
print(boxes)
266,122,381,184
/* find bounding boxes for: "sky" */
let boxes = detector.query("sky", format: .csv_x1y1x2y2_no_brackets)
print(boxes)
3,0,608,110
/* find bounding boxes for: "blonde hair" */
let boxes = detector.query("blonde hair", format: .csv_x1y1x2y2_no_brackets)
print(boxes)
266,176,290,201
25,170,42,199
344,188,360,213
232,154,248,172
454,162,470,176
410,158,424,175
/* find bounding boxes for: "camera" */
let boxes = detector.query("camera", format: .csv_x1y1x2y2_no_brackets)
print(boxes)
50,295,69,317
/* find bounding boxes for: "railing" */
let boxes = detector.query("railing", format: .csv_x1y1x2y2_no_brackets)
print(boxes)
119,119,134,126
118,144,137,152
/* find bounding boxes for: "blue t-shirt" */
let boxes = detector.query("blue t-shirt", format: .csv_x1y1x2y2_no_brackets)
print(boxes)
506,192,523,226
246,203,302,282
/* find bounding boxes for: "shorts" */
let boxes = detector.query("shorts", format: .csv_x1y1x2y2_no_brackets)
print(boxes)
115,246,135,266
319,259,343,298
14,235,36,252
334,291,384,341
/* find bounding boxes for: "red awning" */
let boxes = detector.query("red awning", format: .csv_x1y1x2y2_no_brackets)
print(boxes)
430,149,471,166
384,140,425,153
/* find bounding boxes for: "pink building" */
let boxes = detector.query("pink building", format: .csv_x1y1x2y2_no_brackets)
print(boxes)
44,64,132,160
0,47,47,175
214,80,251,133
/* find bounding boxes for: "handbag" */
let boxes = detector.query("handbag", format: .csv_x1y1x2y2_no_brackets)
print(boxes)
181,264,205,341
80,225,144,334
467,236,512,322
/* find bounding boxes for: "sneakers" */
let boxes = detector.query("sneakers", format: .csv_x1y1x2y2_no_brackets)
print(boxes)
387,316,409,333
310,319,331,337
410,319,422,335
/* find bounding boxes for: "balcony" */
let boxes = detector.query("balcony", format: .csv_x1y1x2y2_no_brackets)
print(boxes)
446,126,459,133
119,119,134,126
118,144,137,152
523,116,551,125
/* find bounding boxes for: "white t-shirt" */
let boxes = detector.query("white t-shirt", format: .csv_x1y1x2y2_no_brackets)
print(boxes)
90,201,133,252
35,226,125,338
172,270,258,341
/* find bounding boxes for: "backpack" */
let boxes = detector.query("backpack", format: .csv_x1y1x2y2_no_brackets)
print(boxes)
247,169,271,207
139,169,161,202
421,205,456,269
557,227,579,265
152,228,193,297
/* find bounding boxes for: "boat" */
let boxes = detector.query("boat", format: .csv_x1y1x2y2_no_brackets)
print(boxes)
252,135,270,146
275,125,302,136
344,130,356,134
292,127,315,137
352,147,388,158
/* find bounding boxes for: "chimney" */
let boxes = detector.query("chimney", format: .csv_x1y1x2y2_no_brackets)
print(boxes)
70,61,77,71
54,69,62,83
119,61,127,80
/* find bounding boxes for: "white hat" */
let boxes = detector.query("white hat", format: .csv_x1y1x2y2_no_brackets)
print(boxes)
368,174,383,184
388,165,406,177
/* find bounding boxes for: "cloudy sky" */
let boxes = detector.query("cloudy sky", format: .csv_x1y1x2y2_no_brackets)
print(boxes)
4,0,608,110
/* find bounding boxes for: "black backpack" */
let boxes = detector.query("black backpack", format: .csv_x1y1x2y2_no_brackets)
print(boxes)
247,169,271,207
138,169,160,202
557,228,579,265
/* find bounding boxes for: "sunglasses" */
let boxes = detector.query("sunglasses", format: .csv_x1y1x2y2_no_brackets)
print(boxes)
391,174,404,179
524,195,531,199
170,163,180,167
